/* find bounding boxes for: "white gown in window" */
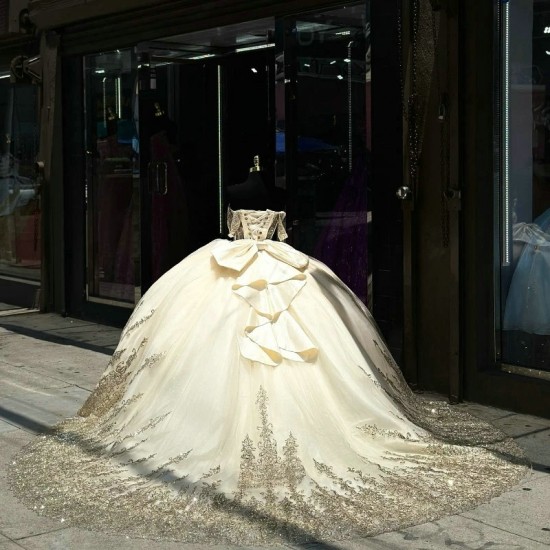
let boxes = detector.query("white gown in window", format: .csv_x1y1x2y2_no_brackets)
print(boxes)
10,209,527,545
504,215,550,335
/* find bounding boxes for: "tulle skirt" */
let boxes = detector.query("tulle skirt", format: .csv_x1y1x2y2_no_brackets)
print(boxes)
9,239,528,544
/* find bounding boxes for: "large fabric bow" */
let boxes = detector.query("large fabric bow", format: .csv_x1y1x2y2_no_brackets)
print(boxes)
212,240,318,366
212,239,309,272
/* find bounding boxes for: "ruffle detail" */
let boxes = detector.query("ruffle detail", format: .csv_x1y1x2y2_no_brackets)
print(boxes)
512,222,550,247
212,239,317,366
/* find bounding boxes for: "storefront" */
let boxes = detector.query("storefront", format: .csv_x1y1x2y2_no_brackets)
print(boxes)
0,30,41,310
460,0,550,415
9,0,548,417
387,0,550,417
415,0,550,417
78,10,370,303
55,2,394,330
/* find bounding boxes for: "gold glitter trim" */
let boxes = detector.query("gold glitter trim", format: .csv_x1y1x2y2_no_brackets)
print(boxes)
121,309,156,341
237,388,306,497
79,339,153,418
9,387,529,545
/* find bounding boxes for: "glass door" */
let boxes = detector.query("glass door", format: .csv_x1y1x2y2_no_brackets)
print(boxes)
281,5,371,306
84,50,140,306
83,9,371,310
136,51,221,291
136,35,275,291
0,75,41,308
84,31,276,305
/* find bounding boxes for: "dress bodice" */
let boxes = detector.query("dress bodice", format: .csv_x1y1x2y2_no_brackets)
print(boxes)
227,208,288,241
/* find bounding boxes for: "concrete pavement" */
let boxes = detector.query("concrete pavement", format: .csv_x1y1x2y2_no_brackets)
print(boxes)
0,311,549,550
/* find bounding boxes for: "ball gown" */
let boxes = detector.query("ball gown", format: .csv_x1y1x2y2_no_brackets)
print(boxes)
503,209,550,335
9,209,527,544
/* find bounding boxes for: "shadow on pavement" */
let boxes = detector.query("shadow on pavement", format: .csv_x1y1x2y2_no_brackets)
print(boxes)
531,462,550,474
0,323,115,356
0,406,53,434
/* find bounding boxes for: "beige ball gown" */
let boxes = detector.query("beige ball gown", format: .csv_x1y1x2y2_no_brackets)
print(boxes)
9,209,527,544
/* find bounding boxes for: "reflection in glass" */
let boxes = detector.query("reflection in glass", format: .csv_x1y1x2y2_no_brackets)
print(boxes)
142,20,276,284
139,55,220,282
499,0,550,371
284,4,371,305
84,50,139,303
0,79,41,281
81,8,371,306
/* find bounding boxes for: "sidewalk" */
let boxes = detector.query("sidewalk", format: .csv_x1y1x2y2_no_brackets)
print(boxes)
0,311,549,550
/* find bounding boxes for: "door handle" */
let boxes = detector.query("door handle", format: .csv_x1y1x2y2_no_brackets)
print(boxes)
396,185,412,200
147,161,168,195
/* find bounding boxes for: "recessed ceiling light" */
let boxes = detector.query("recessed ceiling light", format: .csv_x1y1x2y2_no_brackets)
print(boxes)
188,54,216,60
235,43,274,53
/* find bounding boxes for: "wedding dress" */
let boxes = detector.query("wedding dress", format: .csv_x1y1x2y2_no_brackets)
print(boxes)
10,209,527,544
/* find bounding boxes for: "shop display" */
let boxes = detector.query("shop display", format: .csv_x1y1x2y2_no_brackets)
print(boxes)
504,208,550,335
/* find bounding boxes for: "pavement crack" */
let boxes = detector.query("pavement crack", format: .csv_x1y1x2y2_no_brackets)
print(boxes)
13,525,71,542
73,384,93,393
463,513,549,545
0,536,27,549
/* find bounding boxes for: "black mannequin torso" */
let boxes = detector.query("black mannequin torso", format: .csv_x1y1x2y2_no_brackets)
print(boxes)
226,171,273,210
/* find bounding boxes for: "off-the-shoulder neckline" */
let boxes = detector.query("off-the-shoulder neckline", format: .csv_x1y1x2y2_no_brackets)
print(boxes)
228,208,285,215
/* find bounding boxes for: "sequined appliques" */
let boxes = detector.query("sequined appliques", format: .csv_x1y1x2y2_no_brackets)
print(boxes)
121,309,156,341
9,386,528,545
79,341,165,419
358,423,419,441
79,338,149,418
237,388,305,496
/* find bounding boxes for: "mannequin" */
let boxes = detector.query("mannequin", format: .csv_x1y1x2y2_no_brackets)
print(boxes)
226,155,274,211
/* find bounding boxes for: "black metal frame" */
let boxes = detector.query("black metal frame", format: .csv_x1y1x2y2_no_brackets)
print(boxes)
370,0,404,366
0,39,42,309
461,0,550,417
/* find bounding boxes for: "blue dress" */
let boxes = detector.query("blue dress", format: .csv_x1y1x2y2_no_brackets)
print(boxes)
503,209,550,335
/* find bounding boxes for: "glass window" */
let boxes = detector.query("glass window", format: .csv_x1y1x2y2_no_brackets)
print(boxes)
498,0,550,372
84,50,140,304
283,4,371,306
81,5,371,308
0,76,41,282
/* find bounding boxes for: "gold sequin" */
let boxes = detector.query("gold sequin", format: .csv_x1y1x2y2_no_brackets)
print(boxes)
8,386,528,545
121,309,156,341
79,338,148,418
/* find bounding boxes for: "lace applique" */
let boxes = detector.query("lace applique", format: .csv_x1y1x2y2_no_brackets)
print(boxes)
9,386,528,545
227,208,241,239
276,211,288,241
227,208,287,241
